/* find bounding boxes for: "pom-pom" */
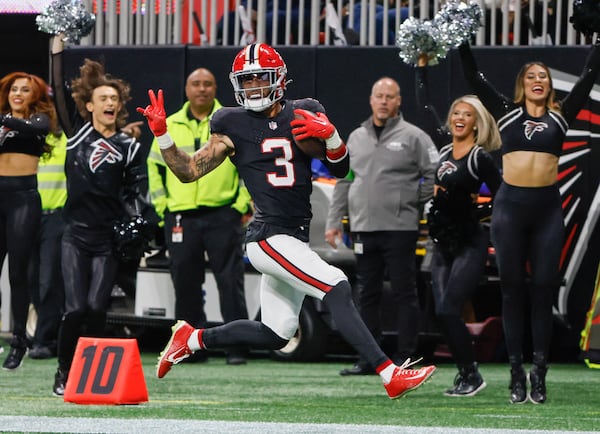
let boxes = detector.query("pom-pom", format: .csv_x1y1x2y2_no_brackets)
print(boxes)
396,1,482,67
113,215,152,261
36,0,96,43
434,0,482,49
397,18,447,66
569,0,600,37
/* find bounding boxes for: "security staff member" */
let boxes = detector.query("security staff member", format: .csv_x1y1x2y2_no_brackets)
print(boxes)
28,131,68,359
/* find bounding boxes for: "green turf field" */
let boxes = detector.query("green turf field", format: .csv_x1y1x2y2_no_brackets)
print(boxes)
0,351,599,432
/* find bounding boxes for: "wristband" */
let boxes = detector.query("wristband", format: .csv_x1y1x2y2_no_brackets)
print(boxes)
157,132,174,150
326,143,347,162
325,129,342,150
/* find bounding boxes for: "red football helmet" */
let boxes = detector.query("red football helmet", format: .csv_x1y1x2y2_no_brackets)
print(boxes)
230,43,288,112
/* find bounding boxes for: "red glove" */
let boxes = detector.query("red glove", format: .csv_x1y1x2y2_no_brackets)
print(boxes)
290,108,335,141
136,89,167,137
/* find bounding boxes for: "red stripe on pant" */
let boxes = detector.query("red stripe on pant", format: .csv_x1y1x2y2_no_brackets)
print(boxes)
257,239,333,293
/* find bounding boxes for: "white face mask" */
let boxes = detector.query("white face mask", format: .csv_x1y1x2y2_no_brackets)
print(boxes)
230,67,286,112
243,84,276,112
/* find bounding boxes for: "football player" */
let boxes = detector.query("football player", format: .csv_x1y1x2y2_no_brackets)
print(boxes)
138,43,436,399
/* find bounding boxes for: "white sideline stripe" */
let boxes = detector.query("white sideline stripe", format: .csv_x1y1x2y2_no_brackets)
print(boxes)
0,416,597,434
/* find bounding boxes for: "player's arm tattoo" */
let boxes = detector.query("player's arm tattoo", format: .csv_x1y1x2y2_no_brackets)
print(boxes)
160,133,234,183
160,146,199,182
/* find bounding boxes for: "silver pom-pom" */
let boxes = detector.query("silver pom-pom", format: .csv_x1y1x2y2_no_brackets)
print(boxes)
396,18,448,66
434,0,482,49
36,0,96,43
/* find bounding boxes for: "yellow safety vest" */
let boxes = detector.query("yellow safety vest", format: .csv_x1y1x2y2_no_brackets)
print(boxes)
38,132,67,211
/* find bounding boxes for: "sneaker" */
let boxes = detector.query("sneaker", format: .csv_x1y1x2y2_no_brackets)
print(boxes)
53,368,68,397
444,364,486,397
339,359,374,376
384,359,436,399
528,365,547,404
2,339,28,371
509,366,527,404
30,345,56,360
156,320,195,378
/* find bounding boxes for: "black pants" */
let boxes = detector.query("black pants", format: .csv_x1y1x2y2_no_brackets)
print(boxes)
57,224,118,370
491,183,563,366
0,175,40,341
353,230,419,362
29,209,65,349
431,224,488,365
165,206,248,328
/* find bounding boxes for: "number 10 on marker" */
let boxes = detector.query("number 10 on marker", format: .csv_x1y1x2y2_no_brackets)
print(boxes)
75,345,125,394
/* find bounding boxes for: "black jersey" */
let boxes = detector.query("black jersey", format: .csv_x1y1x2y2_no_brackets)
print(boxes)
63,123,146,230
52,51,148,232
211,98,347,241
436,144,502,197
459,43,600,157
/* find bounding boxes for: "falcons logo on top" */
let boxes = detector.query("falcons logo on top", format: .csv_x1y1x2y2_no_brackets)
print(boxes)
523,120,548,140
89,138,123,173
437,160,457,180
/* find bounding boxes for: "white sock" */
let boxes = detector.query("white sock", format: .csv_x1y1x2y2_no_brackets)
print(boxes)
380,364,397,383
187,330,201,351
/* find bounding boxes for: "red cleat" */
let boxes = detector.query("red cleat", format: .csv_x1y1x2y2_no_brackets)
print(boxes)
156,320,195,379
384,364,436,399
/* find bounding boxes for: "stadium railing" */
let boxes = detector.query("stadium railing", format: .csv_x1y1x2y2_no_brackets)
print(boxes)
76,0,592,48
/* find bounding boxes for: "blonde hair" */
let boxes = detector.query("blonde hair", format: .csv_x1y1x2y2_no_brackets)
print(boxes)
446,95,501,152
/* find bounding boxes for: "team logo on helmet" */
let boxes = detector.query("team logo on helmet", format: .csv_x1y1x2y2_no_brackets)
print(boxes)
523,120,548,140
89,138,123,173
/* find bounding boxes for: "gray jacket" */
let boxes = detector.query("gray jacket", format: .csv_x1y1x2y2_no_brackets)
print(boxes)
326,114,438,232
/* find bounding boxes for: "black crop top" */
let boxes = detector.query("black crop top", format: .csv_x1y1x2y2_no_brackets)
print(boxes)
459,42,600,157
0,113,49,157
496,106,568,156
435,144,502,197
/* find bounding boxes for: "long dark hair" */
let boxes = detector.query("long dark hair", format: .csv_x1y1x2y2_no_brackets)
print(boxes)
71,59,131,128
